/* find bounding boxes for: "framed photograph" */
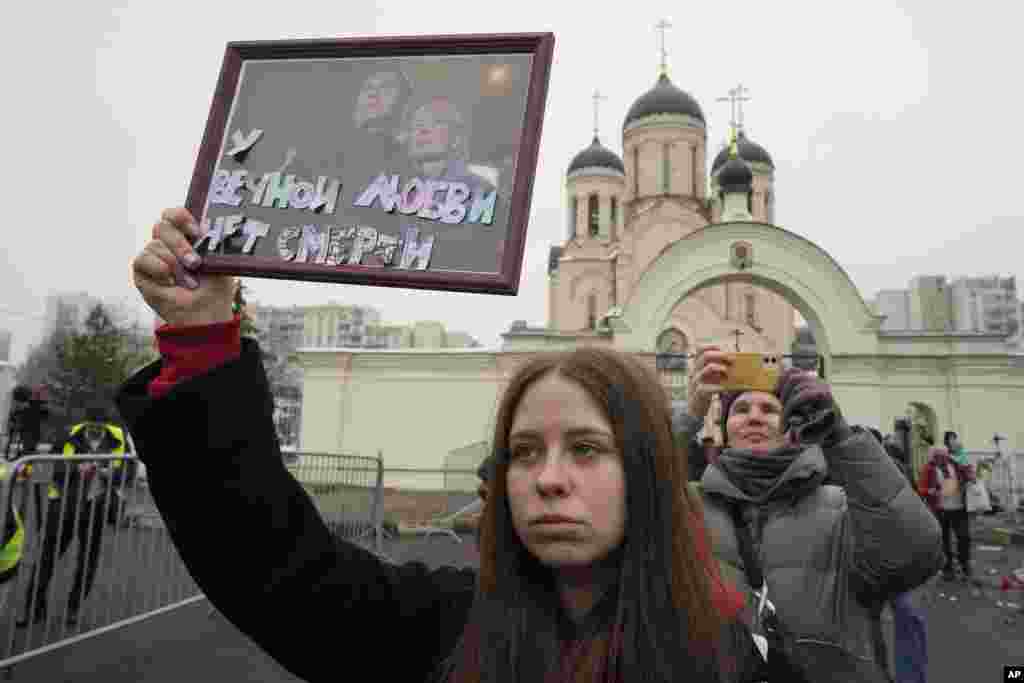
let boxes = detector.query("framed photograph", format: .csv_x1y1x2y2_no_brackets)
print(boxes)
186,33,555,295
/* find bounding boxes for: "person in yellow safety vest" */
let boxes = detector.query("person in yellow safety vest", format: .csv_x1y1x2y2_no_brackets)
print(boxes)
17,404,133,628
0,463,26,614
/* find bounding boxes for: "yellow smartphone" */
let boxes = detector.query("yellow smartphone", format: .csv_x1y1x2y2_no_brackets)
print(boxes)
720,353,781,393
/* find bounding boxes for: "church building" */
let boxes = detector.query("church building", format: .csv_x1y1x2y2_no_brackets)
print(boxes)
504,66,797,369
295,35,1024,497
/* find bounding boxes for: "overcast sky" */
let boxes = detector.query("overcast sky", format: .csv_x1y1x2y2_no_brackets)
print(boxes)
2,2,1021,365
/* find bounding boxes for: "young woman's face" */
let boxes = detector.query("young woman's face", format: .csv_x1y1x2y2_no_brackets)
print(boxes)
506,374,626,573
726,391,786,451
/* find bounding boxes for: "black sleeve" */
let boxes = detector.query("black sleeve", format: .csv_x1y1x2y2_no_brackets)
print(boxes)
115,338,477,683
827,430,943,601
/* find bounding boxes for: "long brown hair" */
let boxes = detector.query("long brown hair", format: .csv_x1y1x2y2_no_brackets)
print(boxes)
439,346,737,683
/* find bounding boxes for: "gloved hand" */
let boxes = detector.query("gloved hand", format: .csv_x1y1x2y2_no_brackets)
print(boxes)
775,368,851,447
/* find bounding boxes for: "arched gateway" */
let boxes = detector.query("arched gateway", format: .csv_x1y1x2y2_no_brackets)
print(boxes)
613,220,883,367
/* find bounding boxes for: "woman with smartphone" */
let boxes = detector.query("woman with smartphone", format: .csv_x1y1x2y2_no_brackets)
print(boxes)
676,347,943,682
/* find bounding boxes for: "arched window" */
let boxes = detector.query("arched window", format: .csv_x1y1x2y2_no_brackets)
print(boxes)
633,147,640,196
745,292,757,328
587,293,598,329
655,329,689,399
655,329,689,370
567,196,578,240
692,145,699,196
588,194,600,237
662,143,671,194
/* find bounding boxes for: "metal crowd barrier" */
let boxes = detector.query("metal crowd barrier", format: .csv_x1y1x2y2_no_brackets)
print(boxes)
0,449,385,677
0,451,201,677
402,498,483,542
283,451,385,556
370,467,483,543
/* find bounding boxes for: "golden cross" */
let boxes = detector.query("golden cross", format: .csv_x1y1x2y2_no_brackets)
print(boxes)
717,83,752,135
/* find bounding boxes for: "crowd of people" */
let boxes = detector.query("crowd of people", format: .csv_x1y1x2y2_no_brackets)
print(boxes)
102,206,982,682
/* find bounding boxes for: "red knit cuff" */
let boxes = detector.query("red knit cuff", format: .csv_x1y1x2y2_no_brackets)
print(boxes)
148,315,242,400
687,509,745,620
712,579,746,621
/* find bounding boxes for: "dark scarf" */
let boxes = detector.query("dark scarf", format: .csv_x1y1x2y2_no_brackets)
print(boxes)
714,445,827,504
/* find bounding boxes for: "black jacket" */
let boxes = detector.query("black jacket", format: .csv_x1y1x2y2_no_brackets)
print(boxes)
117,338,477,683
116,339,761,683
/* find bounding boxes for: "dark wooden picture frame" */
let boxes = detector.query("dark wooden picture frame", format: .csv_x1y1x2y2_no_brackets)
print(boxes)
186,33,554,295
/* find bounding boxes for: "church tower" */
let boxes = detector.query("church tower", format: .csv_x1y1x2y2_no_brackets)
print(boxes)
711,130,776,222
600,24,719,340
709,85,776,223
717,136,755,222
622,68,707,210
549,93,626,331
565,135,626,244
532,23,794,358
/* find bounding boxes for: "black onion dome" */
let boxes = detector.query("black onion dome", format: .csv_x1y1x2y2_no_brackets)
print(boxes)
712,129,774,171
623,73,705,129
718,156,753,192
567,136,625,175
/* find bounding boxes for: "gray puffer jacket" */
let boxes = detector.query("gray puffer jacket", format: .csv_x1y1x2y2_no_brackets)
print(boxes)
674,413,943,679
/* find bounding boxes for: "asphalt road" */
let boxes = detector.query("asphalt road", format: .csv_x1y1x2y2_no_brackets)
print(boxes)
4,524,1023,682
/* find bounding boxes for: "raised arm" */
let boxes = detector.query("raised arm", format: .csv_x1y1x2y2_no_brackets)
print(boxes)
677,346,735,478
